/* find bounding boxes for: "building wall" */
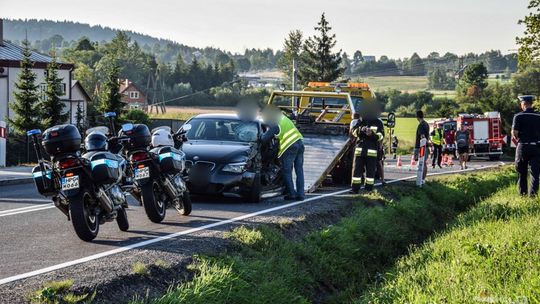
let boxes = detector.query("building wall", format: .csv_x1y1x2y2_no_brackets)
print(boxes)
4,66,71,121
0,77,7,123
66,85,88,124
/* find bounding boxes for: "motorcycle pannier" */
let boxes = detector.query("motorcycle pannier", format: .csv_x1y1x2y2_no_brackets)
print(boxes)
32,164,57,196
42,124,82,155
89,153,121,185
155,147,185,173
124,124,151,149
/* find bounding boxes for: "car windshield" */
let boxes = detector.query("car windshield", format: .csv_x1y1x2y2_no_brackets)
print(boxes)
186,118,259,143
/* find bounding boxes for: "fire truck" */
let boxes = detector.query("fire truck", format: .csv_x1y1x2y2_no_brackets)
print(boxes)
456,112,504,160
431,112,504,161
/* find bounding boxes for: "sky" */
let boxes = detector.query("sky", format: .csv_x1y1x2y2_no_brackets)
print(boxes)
0,0,530,58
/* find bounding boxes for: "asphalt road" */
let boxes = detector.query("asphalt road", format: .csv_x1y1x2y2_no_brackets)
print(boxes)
0,156,504,286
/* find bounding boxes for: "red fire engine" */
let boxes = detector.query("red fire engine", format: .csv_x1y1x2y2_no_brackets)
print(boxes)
430,112,504,161
456,112,504,160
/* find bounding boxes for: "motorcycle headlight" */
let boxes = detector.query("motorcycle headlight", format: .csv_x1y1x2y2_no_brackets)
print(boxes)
222,162,247,173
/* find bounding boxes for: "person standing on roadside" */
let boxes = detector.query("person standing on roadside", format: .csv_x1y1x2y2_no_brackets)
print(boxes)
444,125,457,160
512,95,540,197
455,125,470,170
414,110,430,184
430,123,443,168
261,105,305,201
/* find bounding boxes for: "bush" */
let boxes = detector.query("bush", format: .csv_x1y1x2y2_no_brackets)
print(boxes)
120,109,152,125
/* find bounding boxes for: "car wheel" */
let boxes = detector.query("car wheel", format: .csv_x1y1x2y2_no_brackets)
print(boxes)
246,173,261,203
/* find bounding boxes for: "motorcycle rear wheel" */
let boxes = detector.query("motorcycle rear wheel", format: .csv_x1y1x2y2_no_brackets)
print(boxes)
69,190,99,242
141,181,166,223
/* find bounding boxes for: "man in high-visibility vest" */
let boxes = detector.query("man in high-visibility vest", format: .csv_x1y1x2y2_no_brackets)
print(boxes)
350,114,384,193
261,105,305,201
430,124,443,168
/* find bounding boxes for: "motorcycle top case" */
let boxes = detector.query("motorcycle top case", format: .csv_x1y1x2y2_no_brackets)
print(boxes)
85,152,122,185
42,124,82,156
32,164,57,196
123,124,151,149
151,146,185,173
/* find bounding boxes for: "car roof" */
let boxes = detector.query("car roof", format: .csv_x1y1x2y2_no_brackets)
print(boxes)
190,113,262,122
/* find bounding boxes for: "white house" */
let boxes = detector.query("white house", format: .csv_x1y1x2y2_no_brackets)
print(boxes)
0,19,90,128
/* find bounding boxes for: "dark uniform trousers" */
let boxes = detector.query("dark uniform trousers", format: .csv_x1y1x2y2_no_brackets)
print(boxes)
351,122,384,192
515,143,540,196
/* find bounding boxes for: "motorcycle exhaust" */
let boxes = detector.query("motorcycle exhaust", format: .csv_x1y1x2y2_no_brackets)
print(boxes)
95,188,114,213
162,177,178,199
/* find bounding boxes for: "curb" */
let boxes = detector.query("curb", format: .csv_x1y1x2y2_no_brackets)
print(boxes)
0,177,34,187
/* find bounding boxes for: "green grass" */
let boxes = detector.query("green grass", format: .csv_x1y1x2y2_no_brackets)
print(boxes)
389,117,418,155
30,280,94,304
361,184,540,303
138,167,517,304
132,261,149,275
149,112,198,121
358,76,429,92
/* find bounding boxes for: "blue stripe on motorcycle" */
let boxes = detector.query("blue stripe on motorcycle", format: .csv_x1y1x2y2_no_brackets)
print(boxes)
90,159,119,169
32,171,52,179
159,152,182,161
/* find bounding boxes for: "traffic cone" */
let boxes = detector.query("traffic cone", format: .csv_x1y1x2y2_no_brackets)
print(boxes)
448,156,454,166
396,156,403,168
409,155,417,170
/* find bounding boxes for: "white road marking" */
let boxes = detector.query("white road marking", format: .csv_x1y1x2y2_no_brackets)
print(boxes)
0,162,505,285
0,203,54,215
0,198,51,203
0,205,56,217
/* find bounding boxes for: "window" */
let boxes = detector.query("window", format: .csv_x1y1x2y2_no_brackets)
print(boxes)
186,118,259,142
39,83,47,100
129,91,140,99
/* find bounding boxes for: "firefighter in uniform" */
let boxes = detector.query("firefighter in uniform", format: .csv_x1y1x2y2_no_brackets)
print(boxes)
512,95,540,197
350,115,385,193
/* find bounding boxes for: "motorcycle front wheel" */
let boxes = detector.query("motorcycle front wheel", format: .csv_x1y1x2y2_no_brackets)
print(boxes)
141,181,166,223
69,190,99,242
177,192,192,216
116,206,129,231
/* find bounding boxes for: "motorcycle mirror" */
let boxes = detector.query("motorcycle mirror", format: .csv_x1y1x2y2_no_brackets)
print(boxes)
27,129,42,136
121,123,134,132
182,124,192,131
104,112,117,118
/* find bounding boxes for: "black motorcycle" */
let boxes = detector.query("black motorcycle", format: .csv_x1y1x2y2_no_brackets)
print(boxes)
28,124,130,242
123,124,192,223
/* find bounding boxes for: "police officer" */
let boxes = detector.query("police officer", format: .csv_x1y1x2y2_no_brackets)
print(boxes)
350,113,384,193
512,95,540,196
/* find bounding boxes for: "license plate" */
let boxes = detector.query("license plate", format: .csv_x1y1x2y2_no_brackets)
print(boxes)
61,176,79,191
134,167,150,180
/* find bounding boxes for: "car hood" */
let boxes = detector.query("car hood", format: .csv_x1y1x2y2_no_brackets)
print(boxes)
182,140,255,164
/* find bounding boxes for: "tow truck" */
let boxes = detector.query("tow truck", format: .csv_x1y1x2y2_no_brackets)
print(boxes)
267,82,395,192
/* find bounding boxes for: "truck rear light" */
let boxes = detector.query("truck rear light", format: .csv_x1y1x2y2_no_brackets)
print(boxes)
132,151,149,162
58,158,79,170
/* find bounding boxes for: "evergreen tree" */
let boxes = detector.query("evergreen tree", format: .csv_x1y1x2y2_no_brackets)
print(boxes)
41,53,69,129
8,40,42,135
98,62,125,115
299,13,344,84
75,103,85,131
277,30,303,88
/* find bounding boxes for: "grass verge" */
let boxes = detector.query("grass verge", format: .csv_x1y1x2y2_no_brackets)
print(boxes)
136,167,516,304
360,183,540,303
30,279,94,304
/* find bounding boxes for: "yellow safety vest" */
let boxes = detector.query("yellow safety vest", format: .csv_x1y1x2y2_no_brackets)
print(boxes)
431,129,443,145
277,115,303,158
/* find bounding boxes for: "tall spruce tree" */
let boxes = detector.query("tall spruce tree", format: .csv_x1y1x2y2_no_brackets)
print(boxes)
98,62,125,115
299,13,344,84
8,39,41,135
41,53,69,129
277,30,303,88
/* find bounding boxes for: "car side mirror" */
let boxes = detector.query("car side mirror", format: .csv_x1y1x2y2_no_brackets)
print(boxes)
182,124,192,131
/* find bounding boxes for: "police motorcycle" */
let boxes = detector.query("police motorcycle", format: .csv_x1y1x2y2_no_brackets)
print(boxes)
125,124,193,223
28,123,130,242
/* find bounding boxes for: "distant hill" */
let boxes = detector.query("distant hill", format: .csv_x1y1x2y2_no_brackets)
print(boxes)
3,19,229,63
5,18,196,48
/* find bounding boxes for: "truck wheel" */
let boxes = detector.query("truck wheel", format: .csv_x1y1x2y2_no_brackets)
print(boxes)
116,206,129,231
69,190,99,242
246,173,261,203
141,181,166,223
